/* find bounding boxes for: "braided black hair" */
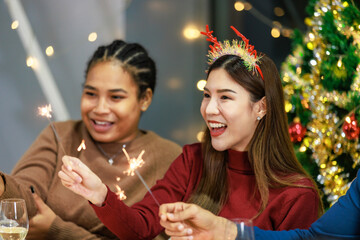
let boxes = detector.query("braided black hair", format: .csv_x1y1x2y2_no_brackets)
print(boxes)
85,40,156,98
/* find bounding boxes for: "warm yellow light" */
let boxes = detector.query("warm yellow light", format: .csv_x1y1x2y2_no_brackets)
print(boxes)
88,32,97,42
281,28,292,38
296,66,302,74
197,79,207,91
45,46,54,56
271,28,280,38
307,42,314,50
320,163,326,169
196,131,204,142
244,2,252,10
274,7,284,17
11,20,19,29
345,116,351,123
304,18,312,26
308,33,315,41
337,58,342,67
183,26,200,40
26,56,34,67
167,78,183,90
343,1,349,7
234,1,245,11
26,56,38,69
285,101,292,112
299,145,307,152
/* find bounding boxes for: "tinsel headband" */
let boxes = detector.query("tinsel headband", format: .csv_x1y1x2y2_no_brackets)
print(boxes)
201,25,264,80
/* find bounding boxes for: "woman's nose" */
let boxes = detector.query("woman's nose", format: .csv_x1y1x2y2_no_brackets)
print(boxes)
93,98,110,114
205,98,220,115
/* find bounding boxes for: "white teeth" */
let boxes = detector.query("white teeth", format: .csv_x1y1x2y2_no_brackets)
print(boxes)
94,121,109,125
209,122,226,128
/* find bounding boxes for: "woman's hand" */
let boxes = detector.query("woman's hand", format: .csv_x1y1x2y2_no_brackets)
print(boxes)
58,155,107,206
27,193,56,240
159,202,232,240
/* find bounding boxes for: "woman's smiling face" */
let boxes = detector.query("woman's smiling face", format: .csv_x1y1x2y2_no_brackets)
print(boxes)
81,61,143,143
200,68,260,151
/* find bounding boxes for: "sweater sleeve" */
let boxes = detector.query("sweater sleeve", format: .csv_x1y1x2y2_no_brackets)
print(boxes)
47,216,118,240
0,125,59,217
91,147,196,240
275,190,319,230
253,169,360,240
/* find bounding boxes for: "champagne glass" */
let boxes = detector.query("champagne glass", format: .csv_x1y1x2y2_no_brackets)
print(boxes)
225,218,254,240
0,199,28,240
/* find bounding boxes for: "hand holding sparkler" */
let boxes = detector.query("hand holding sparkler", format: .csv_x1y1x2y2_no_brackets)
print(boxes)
58,155,108,206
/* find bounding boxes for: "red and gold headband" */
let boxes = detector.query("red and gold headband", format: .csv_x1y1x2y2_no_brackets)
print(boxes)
201,25,264,80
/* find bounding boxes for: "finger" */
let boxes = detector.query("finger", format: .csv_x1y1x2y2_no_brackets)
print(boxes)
170,204,198,222
32,193,47,213
170,237,193,240
60,157,84,183
58,170,80,184
165,227,192,237
159,202,186,218
160,218,185,232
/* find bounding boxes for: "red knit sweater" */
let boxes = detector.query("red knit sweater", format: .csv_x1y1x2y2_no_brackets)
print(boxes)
92,143,319,239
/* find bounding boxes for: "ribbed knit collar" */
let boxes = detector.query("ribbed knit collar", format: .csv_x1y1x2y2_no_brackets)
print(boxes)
90,130,150,155
227,149,253,173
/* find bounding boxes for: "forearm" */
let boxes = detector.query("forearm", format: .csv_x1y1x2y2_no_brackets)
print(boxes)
48,216,117,240
254,226,315,240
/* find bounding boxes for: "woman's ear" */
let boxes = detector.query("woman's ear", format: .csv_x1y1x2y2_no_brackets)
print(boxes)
140,88,153,112
256,96,267,118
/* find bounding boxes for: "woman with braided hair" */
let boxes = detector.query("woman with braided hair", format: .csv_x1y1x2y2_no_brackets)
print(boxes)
0,40,181,239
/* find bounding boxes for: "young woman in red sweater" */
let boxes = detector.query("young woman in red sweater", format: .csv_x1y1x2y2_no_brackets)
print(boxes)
58,25,323,239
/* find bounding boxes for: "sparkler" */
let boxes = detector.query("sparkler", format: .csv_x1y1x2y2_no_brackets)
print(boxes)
38,104,66,154
122,148,160,207
77,139,86,152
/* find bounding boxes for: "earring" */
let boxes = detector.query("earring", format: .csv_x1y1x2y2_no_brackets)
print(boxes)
257,116,261,121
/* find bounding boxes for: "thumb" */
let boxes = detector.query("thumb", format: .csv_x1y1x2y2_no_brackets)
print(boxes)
32,193,48,213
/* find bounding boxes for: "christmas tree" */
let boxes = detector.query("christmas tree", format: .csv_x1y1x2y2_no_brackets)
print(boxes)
281,0,360,208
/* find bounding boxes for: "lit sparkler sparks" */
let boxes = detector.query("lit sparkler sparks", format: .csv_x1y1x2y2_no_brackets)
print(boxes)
115,184,127,201
122,148,160,207
38,104,52,118
123,149,145,176
37,104,66,154
77,139,86,152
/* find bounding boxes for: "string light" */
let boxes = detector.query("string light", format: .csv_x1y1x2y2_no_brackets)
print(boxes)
274,7,285,17
11,20,19,29
196,131,204,142
88,32,97,42
271,28,280,38
45,46,54,57
183,25,200,40
196,79,207,91
234,1,245,11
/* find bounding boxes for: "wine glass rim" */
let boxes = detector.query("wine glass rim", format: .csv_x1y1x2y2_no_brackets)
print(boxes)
1,198,26,203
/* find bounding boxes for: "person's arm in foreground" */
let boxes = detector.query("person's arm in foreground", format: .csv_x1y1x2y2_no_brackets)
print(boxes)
160,169,360,240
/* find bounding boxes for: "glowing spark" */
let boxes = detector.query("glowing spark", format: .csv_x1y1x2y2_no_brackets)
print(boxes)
37,104,66,154
121,148,160,206
77,140,86,152
115,184,127,201
38,104,52,118
123,149,145,176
